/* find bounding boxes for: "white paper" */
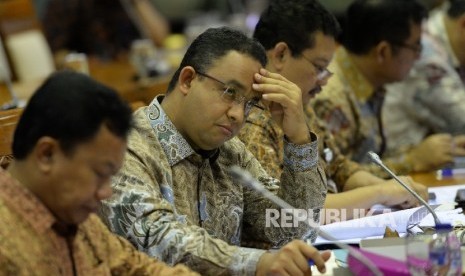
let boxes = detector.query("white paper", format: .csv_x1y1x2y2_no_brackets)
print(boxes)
315,204,465,245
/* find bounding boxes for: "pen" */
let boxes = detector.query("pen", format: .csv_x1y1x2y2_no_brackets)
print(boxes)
308,259,314,267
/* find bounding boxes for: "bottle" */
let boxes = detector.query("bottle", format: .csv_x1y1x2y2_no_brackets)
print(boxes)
428,223,451,276
447,229,462,276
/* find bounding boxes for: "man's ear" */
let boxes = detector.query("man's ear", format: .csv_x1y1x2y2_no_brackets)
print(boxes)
33,137,59,173
178,66,196,95
374,40,391,64
269,42,290,71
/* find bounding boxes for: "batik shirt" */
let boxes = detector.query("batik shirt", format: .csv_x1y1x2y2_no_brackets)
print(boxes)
311,47,413,177
101,96,327,276
383,7,465,154
0,169,194,275
238,105,361,193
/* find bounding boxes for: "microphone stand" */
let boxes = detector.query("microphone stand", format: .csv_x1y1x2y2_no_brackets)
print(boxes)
229,166,383,276
367,151,441,225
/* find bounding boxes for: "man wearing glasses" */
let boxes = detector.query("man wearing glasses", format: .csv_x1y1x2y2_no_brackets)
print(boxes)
239,0,427,223
310,0,453,176
382,0,465,165
100,27,330,275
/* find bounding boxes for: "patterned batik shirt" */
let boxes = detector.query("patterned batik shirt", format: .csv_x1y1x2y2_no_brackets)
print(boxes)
238,105,361,193
311,47,414,177
382,7,465,155
100,95,327,276
0,169,195,275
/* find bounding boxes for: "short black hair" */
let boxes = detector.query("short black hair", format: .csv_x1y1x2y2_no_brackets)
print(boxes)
253,0,341,57
13,71,133,159
166,26,267,93
447,0,465,18
343,0,427,55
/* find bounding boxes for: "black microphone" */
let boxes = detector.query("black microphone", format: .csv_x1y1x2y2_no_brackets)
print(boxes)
366,151,441,225
228,165,383,276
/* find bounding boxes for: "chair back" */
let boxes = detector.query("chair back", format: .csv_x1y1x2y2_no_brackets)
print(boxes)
0,108,22,168
0,0,55,82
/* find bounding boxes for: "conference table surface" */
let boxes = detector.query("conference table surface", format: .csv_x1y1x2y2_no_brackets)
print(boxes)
410,171,465,187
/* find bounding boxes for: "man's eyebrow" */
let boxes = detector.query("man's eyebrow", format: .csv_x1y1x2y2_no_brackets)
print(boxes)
313,57,330,66
225,80,247,91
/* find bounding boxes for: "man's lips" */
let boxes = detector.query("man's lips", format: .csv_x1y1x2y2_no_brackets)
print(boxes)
218,125,233,136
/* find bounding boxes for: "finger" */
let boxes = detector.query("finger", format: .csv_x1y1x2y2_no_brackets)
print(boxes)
258,68,292,83
253,72,301,99
284,244,312,274
320,250,332,262
254,72,294,91
253,82,301,105
298,242,327,274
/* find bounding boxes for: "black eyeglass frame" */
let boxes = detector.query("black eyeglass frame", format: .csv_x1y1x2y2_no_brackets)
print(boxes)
390,41,423,55
301,55,333,81
195,70,264,116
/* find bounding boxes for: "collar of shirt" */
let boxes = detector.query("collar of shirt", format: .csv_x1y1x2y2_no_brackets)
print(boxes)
0,169,56,235
427,7,460,68
334,47,375,104
146,95,219,166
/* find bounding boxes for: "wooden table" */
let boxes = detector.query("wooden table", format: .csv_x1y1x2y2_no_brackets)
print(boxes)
0,56,171,106
87,56,171,104
410,171,465,188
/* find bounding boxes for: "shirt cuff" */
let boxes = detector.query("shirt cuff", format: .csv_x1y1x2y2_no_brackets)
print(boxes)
230,247,266,276
283,132,318,171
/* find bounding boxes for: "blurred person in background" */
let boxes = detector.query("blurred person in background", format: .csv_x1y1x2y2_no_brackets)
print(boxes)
146,0,268,34
382,0,465,161
36,0,172,64
310,0,465,176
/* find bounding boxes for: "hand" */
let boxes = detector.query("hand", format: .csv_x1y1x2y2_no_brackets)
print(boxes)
256,240,331,276
452,135,465,156
377,176,427,209
253,68,310,144
407,134,454,172
407,177,428,202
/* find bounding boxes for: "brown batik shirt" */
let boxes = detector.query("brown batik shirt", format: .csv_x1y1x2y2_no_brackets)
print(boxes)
239,105,361,193
0,169,196,276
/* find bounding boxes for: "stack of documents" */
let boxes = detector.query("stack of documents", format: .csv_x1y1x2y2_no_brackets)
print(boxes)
314,184,465,245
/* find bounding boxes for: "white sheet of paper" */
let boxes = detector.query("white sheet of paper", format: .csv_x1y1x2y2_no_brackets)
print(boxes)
314,184,465,245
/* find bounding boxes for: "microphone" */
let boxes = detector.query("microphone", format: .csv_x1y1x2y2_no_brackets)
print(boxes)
366,151,441,225
228,165,386,276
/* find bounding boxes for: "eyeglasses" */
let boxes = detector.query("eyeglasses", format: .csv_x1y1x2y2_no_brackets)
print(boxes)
195,71,264,117
390,41,423,55
301,55,333,81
